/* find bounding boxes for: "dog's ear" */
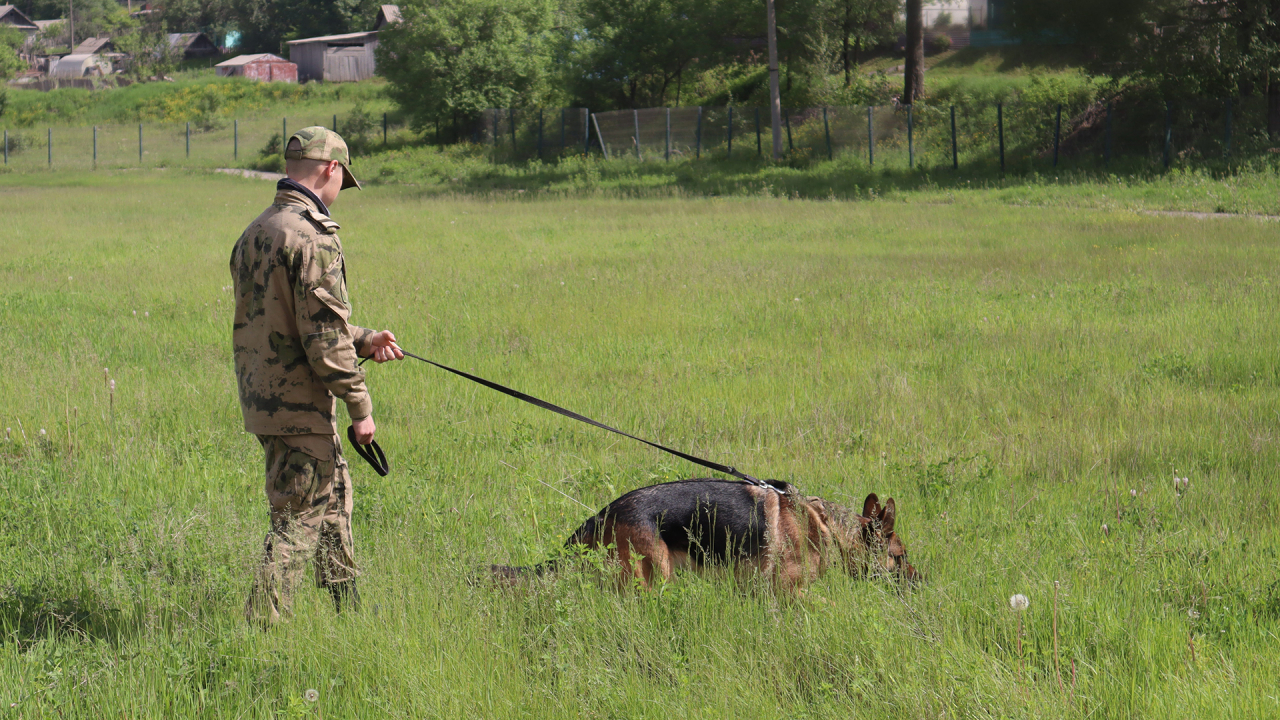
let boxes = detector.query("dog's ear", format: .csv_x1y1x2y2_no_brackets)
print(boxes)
862,493,880,518
880,498,896,536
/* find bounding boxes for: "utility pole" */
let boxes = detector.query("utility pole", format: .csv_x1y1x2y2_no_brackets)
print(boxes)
766,0,783,159
904,0,924,101
68,0,74,49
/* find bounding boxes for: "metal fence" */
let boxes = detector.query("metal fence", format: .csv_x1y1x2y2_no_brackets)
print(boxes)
477,99,1280,171
3,98,1276,173
0,112,416,172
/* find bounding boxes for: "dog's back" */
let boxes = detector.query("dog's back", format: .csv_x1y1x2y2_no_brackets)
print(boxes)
568,479,792,566
492,478,915,590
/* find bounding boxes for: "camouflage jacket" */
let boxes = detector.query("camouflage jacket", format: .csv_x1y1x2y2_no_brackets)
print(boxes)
230,187,376,435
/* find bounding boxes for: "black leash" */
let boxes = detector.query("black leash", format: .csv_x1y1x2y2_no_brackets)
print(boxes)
351,349,775,491
345,425,389,476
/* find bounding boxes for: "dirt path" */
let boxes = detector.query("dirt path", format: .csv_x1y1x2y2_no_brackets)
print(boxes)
214,168,285,181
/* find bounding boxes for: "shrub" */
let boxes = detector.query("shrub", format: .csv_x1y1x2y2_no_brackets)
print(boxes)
931,34,952,53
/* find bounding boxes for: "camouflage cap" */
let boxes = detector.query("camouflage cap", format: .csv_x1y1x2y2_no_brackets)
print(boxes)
284,126,361,190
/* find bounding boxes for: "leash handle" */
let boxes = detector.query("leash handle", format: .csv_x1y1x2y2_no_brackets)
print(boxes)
346,425,389,476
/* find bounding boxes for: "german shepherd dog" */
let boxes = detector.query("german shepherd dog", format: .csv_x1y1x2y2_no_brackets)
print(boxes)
492,478,918,591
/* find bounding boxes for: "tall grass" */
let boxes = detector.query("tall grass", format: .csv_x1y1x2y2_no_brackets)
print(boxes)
0,171,1277,717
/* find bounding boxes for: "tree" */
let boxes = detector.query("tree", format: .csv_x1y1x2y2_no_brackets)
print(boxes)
159,0,238,46
231,0,367,55
376,0,559,131
0,26,25,80
821,0,898,88
903,0,923,100
571,0,741,108
1009,0,1280,134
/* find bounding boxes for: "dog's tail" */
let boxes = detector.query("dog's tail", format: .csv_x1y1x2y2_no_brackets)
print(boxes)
489,513,604,585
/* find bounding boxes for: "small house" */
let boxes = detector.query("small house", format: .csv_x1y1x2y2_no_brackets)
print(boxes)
286,31,378,82
0,5,37,36
167,32,219,58
49,53,112,78
373,5,401,30
216,53,297,82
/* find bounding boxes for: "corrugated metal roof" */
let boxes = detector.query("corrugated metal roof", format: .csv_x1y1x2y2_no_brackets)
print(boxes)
72,37,113,54
216,53,288,67
287,31,378,45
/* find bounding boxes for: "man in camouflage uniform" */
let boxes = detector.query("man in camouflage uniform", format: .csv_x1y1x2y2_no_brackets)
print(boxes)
230,127,403,627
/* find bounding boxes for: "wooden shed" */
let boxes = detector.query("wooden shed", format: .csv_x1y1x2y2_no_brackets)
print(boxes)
215,53,297,82
167,32,219,58
373,5,401,30
287,31,378,83
72,37,116,55
0,5,37,38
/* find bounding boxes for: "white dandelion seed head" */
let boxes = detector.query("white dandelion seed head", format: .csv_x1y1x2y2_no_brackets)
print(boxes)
109,379,116,392
304,689,319,702
132,310,137,316
1130,488,1137,498
67,276,72,281
1101,523,1109,535
144,312,149,318
39,428,46,436
1010,594,1029,612
1188,609,1200,620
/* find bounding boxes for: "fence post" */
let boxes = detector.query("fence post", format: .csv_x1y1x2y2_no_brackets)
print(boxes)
1224,97,1232,160
756,107,762,157
1104,100,1112,164
868,106,874,166
695,106,703,159
93,126,97,168
1163,101,1171,169
950,106,958,170
997,103,1005,174
784,109,792,153
591,113,608,159
1052,104,1061,168
728,106,734,159
633,108,641,160
47,127,51,167
665,108,671,161
823,107,831,160
186,121,190,159
234,119,238,160
138,124,143,164
907,105,914,168
583,108,590,155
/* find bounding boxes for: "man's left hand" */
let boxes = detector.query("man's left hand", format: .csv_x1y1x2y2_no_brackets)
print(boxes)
369,331,405,363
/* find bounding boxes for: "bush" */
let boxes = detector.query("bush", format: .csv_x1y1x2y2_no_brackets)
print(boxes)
931,34,952,53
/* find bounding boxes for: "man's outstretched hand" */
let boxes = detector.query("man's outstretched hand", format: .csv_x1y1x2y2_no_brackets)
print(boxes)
369,330,405,363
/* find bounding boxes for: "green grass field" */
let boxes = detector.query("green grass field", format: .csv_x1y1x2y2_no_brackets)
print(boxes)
1,171,1278,718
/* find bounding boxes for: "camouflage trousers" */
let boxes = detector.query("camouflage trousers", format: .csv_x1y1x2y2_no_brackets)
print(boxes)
245,433,359,627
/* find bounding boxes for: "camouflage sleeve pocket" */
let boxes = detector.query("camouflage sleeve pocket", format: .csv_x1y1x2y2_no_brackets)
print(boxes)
312,286,351,322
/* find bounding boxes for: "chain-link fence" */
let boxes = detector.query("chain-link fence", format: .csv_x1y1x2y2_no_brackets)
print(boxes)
4,98,1278,173
475,100,1280,171
0,111,417,172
